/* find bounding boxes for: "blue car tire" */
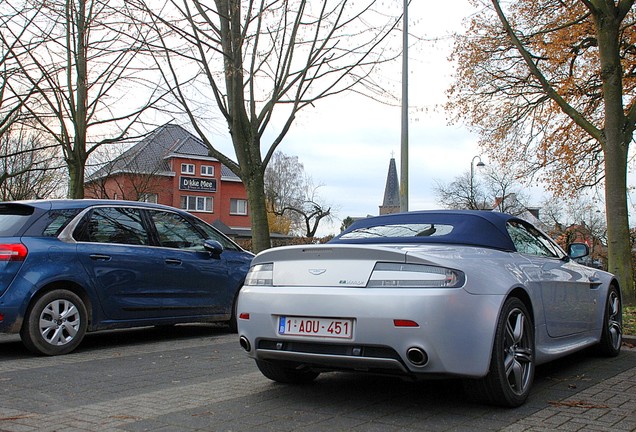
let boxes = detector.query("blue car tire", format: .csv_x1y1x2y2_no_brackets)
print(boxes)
21,289,88,356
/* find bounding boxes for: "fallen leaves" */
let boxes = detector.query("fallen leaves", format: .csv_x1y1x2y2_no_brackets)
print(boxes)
548,400,609,409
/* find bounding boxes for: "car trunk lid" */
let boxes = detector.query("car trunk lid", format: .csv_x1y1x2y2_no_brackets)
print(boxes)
257,245,409,287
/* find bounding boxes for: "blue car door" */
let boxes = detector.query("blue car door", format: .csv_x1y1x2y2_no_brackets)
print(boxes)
75,206,168,320
146,209,232,317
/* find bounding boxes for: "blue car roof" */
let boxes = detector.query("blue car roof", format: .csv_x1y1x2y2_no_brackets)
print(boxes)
330,210,523,251
0,199,178,212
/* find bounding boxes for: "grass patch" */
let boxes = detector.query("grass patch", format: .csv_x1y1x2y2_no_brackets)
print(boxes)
625,305,636,336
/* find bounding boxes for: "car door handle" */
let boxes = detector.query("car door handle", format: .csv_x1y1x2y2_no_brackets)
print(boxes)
89,254,112,261
165,258,182,266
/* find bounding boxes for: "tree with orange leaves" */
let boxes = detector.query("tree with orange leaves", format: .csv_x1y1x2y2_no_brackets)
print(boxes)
448,0,636,301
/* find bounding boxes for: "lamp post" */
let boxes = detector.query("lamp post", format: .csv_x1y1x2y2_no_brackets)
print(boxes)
470,155,485,209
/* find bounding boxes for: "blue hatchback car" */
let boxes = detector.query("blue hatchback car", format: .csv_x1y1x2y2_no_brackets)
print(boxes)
0,199,254,355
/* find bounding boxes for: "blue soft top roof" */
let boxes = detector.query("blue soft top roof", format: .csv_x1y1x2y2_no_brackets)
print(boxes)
330,210,522,251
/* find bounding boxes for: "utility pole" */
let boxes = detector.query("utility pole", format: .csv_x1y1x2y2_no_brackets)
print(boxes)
399,0,409,212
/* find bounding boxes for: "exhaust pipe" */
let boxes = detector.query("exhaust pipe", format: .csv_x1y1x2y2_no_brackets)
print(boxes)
239,336,251,352
406,347,428,366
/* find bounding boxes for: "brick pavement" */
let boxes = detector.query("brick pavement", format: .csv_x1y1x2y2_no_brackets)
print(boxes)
0,326,634,432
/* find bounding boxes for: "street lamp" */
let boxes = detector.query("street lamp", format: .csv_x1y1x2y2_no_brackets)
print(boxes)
470,155,485,209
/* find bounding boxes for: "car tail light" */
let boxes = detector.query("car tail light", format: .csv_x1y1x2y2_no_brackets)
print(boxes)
0,244,28,261
367,262,465,288
244,263,273,286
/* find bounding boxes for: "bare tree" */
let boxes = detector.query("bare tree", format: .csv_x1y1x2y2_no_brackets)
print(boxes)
130,0,402,252
0,2,46,139
0,126,66,200
264,151,334,237
10,0,165,199
288,178,333,238
434,165,531,215
264,151,305,230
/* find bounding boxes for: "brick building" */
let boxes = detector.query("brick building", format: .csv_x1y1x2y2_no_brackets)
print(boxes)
85,124,251,237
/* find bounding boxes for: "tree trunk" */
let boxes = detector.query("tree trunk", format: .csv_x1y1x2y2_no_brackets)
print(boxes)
67,156,85,199
594,8,634,302
243,170,271,253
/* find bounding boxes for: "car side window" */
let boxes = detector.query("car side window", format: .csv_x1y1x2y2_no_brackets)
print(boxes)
190,218,239,251
507,221,560,258
79,207,150,245
148,210,207,251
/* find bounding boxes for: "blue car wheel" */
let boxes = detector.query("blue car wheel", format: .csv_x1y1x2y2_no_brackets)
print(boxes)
20,289,88,356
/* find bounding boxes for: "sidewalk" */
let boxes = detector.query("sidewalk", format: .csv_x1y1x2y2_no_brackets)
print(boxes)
503,339,636,431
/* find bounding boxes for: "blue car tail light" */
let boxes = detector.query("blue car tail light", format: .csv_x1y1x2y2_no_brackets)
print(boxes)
0,244,28,261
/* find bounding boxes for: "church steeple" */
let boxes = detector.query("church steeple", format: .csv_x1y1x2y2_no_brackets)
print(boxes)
379,157,400,215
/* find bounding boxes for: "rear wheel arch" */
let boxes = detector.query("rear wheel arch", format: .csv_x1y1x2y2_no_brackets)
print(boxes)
507,287,534,324
465,291,536,407
21,284,91,355
27,281,93,328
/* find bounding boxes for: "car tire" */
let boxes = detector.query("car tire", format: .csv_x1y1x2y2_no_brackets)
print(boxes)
227,292,239,333
256,360,320,384
464,297,535,407
20,290,88,356
596,285,622,357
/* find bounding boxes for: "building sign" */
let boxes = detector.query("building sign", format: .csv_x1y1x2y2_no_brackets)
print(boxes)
179,176,217,192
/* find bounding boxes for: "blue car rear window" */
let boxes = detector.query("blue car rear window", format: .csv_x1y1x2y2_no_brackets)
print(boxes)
40,210,82,237
0,205,35,236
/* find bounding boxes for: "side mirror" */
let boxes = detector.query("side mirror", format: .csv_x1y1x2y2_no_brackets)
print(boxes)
568,242,589,260
204,239,224,257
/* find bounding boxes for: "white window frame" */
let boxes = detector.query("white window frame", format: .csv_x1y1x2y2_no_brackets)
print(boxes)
200,165,215,176
230,198,248,215
181,163,195,175
180,195,213,213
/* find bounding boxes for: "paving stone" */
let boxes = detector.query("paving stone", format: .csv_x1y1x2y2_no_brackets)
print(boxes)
0,329,634,432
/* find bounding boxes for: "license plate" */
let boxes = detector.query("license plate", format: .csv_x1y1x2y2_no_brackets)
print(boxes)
278,316,353,339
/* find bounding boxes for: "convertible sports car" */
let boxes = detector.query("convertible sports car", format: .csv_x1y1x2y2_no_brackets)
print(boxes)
237,210,622,407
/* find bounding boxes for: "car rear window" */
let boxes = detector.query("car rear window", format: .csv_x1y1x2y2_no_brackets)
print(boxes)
39,209,83,237
338,223,454,239
0,204,36,236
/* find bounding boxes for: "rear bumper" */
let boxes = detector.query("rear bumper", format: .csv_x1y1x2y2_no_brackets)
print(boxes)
237,285,504,378
0,306,23,333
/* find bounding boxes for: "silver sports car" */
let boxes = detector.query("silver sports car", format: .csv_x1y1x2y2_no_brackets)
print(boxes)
236,210,622,407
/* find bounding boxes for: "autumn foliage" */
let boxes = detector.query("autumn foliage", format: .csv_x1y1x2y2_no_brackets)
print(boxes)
448,0,636,300
448,0,635,194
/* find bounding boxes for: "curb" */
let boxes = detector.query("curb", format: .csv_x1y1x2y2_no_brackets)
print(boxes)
624,334,636,347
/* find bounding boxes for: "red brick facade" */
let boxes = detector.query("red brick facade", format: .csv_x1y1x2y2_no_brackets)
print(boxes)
85,125,251,231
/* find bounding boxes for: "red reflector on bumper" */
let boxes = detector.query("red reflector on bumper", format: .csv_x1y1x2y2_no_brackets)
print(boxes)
239,313,250,320
393,319,419,327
